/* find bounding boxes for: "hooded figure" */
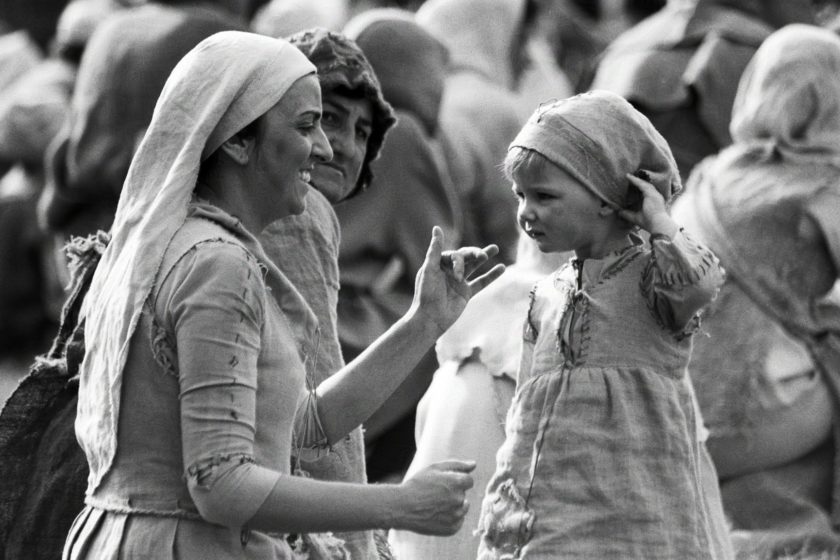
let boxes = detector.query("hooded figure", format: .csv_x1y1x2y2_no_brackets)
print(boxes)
417,0,532,264
39,1,246,240
590,0,816,180
0,0,118,354
672,24,840,557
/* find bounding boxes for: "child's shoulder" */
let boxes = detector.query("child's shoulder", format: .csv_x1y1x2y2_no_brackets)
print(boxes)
529,262,576,310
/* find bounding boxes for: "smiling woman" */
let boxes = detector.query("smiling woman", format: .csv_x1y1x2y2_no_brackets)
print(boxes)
195,73,333,228
62,30,504,560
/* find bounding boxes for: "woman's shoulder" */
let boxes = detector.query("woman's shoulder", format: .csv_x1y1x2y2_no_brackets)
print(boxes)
158,218,262,294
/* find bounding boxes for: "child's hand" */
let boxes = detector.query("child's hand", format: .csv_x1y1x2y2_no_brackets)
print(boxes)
619,173,679,238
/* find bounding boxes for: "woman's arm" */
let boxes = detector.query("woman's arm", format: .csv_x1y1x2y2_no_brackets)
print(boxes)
170,240,477,535
313,227,505,444
248,459,474,534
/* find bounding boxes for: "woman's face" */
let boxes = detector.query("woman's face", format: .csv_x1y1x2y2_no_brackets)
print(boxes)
250,74,333,222
308,92,373,203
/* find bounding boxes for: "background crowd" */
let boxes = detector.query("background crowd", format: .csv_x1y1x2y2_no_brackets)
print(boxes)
0,0,838,559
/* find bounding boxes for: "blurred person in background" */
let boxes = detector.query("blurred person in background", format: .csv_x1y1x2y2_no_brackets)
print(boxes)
589,0,818,181
38,0,257,243
416,0,538,265
250,0,349,38
672,24,840,558
340,8,461,483
0,0,118,381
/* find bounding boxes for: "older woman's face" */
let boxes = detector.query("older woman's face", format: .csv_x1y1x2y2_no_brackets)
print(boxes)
309,92,373,204
250,74,332,222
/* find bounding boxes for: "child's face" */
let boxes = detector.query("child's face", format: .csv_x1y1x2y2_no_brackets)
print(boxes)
512,162,613,258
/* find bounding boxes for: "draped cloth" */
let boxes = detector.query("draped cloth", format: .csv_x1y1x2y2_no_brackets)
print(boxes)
676,23,840,537
76,31,318,493
509,90,682,209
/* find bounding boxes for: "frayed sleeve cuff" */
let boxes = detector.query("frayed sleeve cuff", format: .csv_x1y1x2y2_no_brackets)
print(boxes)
643,229,725,334
186,453,280,528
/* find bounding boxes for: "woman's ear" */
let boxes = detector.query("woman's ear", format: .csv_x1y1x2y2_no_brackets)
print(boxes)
218,133,253,165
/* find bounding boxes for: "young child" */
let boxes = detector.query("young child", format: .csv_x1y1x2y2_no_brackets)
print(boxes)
476,91,731,559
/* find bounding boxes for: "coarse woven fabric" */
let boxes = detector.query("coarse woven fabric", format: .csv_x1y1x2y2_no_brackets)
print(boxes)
287,27,395,197
76,30,318,494
673,23,840,535
258,189,377,560
510,90,681,210
477,233,731,559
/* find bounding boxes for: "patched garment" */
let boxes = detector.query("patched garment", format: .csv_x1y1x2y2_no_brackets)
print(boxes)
477,232,729,559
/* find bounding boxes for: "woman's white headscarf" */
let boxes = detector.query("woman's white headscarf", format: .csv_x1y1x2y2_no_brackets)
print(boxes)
730,24,840,165
77,31,316,491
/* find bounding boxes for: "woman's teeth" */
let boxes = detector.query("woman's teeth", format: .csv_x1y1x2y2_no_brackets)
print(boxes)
299,170,311,183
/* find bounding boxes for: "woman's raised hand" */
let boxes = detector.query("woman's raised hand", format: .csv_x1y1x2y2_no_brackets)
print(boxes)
396,460,476,535
620,173,679,238
412,226,505,334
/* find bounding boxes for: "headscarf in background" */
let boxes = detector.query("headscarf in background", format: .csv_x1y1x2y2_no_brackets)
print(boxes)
42,3,243,237
251,0,348,38
287,27,395,197
0,0,117,167
416,0,527,263
416,0,525,91
730,24,840,166
77,31,317,492
672,22,840,537
511,90,681,209
344,8,449,136
589,0,815,179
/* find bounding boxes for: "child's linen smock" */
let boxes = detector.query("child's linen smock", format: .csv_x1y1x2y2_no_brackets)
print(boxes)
477,231,727,559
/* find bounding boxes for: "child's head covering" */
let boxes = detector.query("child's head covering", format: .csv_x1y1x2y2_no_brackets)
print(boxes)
510,90,681,209
730,23,840,165
288,27,395,196
79,31,316,491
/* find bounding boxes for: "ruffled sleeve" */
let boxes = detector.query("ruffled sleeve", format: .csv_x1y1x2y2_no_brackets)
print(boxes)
641,229,725,336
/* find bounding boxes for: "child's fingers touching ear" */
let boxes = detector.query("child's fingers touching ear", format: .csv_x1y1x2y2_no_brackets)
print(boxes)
626,173,660,198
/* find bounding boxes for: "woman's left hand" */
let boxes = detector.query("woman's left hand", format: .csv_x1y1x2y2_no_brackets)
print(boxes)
411,226,505,334
619,173,679,238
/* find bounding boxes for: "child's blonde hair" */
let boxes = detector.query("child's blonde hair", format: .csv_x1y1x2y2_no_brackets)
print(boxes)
503,146,553,184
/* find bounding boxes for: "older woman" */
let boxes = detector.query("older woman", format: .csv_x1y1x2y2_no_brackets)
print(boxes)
257,28,395,559
672,24,840,557
64,31,503,559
